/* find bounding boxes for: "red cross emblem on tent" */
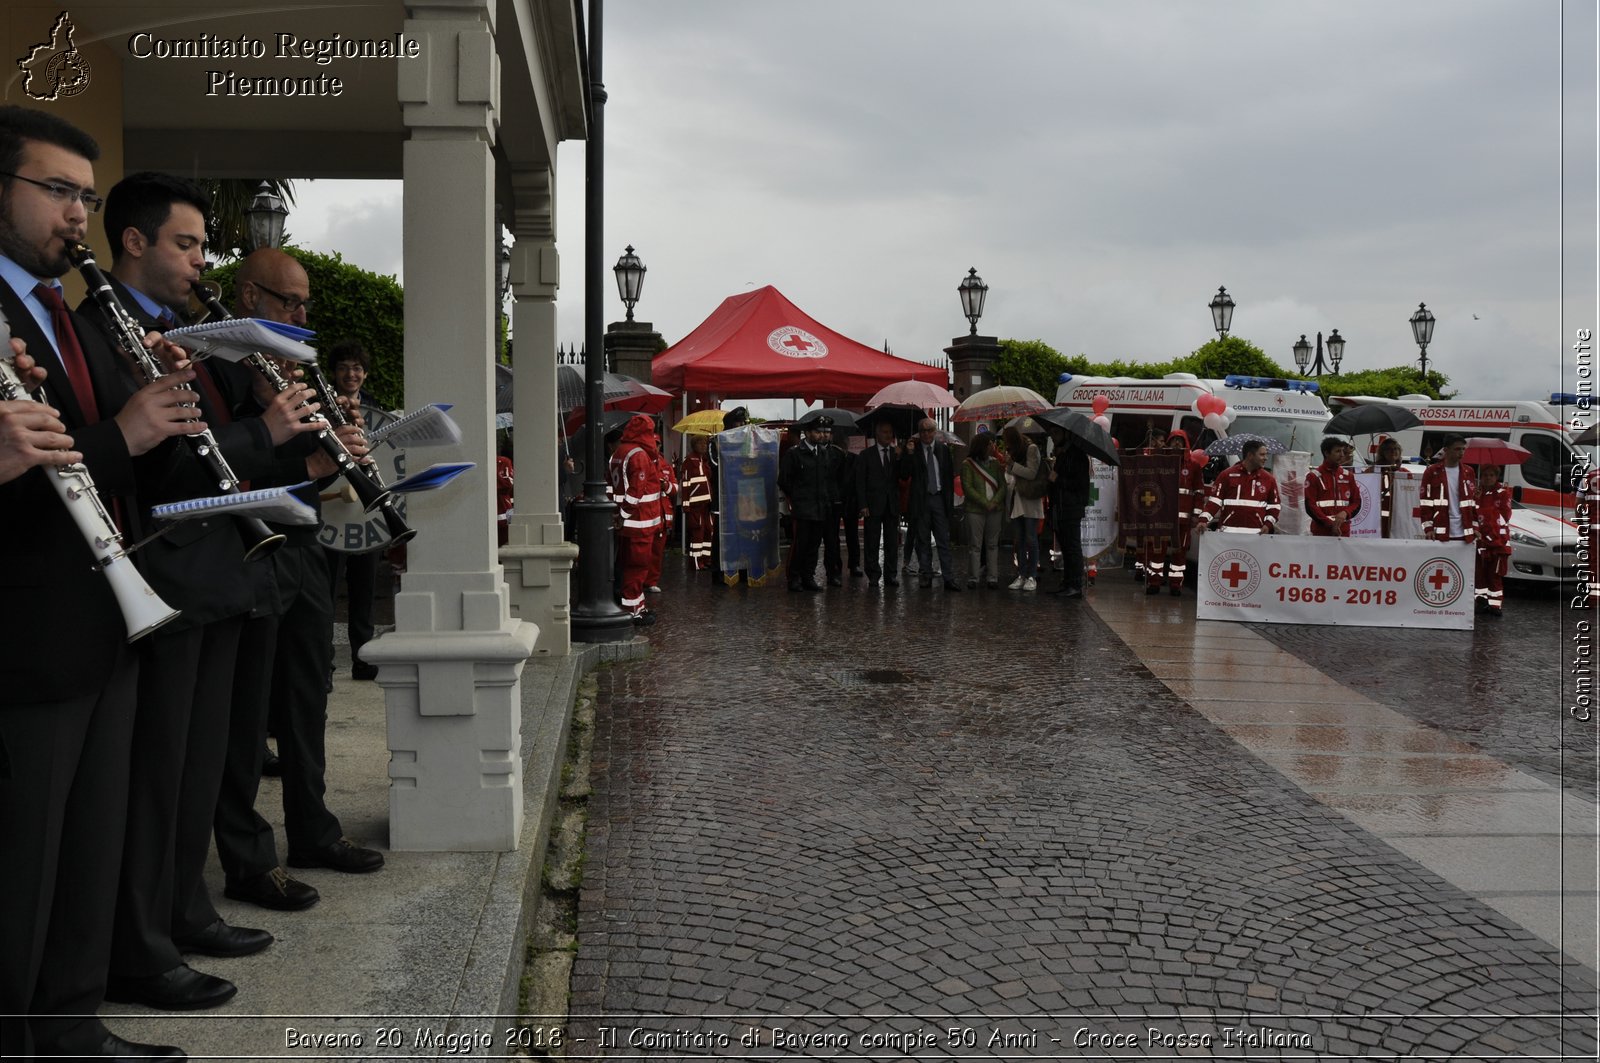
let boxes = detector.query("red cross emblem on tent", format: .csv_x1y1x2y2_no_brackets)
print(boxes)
1414,557,1465,609
1208,548,1259,601
767,326,828,360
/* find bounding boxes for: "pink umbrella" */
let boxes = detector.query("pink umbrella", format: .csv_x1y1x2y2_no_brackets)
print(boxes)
1459,437,1531,466
865,379,958,410
954,384,1051,422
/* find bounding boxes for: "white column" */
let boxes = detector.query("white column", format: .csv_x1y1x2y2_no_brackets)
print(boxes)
501,167,577,653
362,0,537,852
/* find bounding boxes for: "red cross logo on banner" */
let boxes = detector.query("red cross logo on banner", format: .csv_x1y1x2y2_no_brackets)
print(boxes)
1208,548,1260,602
1221,563,1249,588
767,325,829,359
1414,556,1465,609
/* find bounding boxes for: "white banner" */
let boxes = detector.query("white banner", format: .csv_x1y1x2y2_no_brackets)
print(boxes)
1350,470,1383,538
1081,458,1119,558
1197,534,1476,629
1271,451,1311,536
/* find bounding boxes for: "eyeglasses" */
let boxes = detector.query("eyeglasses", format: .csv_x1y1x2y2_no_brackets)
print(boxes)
1,172,103,213
251,281,312,314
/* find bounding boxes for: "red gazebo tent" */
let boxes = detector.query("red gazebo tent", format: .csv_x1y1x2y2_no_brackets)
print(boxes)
652,285,947,404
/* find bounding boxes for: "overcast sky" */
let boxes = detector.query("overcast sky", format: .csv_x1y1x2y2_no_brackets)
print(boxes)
288,0,1597,408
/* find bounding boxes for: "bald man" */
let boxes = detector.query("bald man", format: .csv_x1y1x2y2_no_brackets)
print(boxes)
214,249,384,922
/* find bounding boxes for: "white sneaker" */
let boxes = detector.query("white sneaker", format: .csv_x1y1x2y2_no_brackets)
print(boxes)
1022,577,1037,591
1007,577,1024,590
646,585,663,594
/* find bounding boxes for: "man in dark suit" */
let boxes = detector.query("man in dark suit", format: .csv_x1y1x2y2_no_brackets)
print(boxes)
855,418,905,585
78,173,319,1011
822,432,861,585
905,417,962,592
0,104,196,1062
778,415,838,591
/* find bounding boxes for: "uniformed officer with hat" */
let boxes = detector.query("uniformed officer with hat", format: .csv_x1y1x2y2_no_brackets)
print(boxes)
779,414,840,590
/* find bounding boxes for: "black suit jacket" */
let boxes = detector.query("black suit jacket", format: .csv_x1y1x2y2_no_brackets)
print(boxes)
0,271,142,700
905,440,956,520
855,441,905,518
75,278,259,630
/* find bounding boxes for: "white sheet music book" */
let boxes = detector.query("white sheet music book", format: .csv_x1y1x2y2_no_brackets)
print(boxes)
366,403,461,449
150,483,319,526
163,319,319,364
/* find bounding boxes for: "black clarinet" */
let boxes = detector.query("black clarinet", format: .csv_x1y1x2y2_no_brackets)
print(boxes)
189,282,415,546
66,243,285,561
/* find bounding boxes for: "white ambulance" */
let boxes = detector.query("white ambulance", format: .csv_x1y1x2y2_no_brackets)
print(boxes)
1052,372,1331,454
1327,393,1581,520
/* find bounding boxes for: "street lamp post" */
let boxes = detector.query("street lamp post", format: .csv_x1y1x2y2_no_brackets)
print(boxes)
1209,286,1235,340
571,0,632,642
1410,302,1436,377
243,181,288,252
1291,329,1345,377
958,267,988,336
613,245,645,321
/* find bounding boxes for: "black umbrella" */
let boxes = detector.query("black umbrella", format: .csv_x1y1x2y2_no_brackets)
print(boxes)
796,407,861,433
1325,403,1422,436
555,364,643,413
564,408,636,462
856,403,922,441
1032,407,1120,466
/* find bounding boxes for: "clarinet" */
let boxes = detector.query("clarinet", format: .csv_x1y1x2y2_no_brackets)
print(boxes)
0,321,179,641
188,282,415,546
66,243,285,561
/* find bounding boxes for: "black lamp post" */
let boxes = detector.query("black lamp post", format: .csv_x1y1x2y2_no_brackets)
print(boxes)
1292,329,1345,377
613,245,646,321
570,0,632,642
244,181,288,252
958,267,988,336
1209,285,1235,340
1410,302,1436,377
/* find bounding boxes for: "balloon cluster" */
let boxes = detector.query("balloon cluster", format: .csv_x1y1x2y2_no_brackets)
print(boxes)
1191,393,1237,434
1091,394,1111,431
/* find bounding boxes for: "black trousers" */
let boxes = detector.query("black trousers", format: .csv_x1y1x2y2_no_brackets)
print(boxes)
0,649,136,1056
326,547,377,662
862,512,899,580
214,611,282,883
788,517,824,586
1058,503,1087,589
269,545,342,855
823,502,861,577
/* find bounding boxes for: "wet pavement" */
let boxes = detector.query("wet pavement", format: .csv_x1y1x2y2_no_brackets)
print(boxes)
570,555,1597,1059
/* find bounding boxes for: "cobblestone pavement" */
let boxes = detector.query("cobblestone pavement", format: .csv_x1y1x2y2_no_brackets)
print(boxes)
1247,582,1597,798
570,559,1597,1060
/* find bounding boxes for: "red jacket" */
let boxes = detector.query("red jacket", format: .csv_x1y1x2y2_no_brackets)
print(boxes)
1475,483,1512,556
608,415,667,537
680,453,712,507
1305,460,1358,536
1204,464,1281,531
1419,462,1477,541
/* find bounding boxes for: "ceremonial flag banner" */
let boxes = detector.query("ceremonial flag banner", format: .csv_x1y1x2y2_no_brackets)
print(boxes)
1271,451,1311,536
1197,534,1476,630
1081,459,1120,559
1117,453,1181,549
716,425,782,583
1350,471,1383,538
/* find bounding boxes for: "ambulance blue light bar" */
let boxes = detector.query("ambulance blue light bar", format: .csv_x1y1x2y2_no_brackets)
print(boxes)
1224,375,1320,394
1058,372,1074,383
1551,392,1585,406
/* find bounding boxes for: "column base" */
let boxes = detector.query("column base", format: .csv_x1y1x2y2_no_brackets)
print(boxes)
501,514,579,655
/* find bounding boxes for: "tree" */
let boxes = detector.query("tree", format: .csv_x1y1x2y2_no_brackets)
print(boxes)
1180,336,1287,380
1319,366,1452,401
993,338,1072,396
200,179,297,263
205,246,406,409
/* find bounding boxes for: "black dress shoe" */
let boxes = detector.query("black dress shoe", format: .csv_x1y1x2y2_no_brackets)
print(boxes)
802,580,824,592
288,837,385,874
1145,584,1161,595
224,867,320,911
260,746,281,777
885,577,900,587
850,567,864,577
826,575,842,587
1170,585,1182,597
36,1026,186,1060
918,578,933,588
943,581,962,592
174,918,274,958
105,964,236,1011
352,661,379,680
1062,587,1084,599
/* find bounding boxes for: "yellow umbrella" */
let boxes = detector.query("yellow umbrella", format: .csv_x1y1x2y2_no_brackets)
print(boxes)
671,409,726,434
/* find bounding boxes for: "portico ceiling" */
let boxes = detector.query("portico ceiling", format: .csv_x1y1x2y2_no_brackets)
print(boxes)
42,1,585,181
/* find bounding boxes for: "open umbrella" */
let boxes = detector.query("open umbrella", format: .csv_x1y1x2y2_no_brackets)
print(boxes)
1325,403,1422,436
857,403,923,441
672,409,726,434
1004,414,1047,435
954,384,1051,422
1033,407,1121,466
796,407,861,432
1459,437,1531,466
865,379,958,410
565,409,637,463
555,364,645,413
1205,433,1288,457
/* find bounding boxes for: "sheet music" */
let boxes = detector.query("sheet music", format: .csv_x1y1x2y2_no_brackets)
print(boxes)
366,404,461,449
163,318,319,364
150,483,319,526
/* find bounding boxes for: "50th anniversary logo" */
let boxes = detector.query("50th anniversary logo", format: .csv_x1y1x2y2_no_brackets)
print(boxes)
17,9,421,102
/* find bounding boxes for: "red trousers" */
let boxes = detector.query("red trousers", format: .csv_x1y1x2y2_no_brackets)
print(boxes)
1142,529,1191,589
1475,549,1508,610
618,533,654,613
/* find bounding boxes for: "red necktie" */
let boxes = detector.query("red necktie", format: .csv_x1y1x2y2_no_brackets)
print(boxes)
33,283,99,422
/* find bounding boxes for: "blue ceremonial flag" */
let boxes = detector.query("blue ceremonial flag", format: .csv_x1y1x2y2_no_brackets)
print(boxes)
715,425,781,584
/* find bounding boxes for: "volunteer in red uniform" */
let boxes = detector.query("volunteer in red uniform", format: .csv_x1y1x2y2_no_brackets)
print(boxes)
1474,464,1512,617
646,432,676,594
1370,436,1405,538
608,414,665,625
1145,430,1201,594
1305,437,1358,536
1418,435,1477,543
679,434,713,570
1203,438,1280,533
